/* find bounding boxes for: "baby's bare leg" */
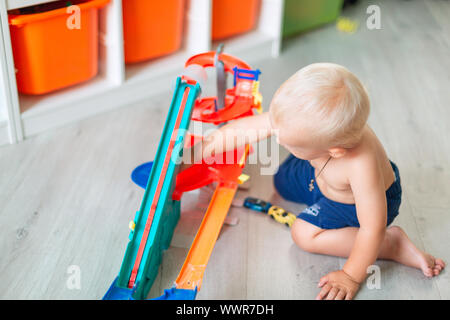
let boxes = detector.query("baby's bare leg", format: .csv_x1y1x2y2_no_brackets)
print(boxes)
292,219,445,277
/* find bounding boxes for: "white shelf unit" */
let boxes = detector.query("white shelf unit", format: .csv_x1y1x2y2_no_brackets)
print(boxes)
0,0,284,145
0,0,22,144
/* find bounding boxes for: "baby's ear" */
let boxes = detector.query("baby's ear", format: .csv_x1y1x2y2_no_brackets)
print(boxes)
328,147,346,159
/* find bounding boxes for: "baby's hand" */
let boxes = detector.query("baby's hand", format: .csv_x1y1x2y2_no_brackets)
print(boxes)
316,270,360,300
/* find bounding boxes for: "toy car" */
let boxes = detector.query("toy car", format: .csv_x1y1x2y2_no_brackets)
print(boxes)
243,197,272,213
268,206,297,227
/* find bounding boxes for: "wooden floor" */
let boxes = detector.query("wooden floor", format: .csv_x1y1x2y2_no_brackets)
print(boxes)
1,0,449,299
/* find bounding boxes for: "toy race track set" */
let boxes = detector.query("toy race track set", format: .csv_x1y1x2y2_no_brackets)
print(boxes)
103,47,263,300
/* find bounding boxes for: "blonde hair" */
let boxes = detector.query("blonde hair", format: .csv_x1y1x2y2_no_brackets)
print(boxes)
270,63,370,148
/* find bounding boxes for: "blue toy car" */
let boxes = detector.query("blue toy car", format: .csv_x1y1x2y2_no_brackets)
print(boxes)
243,197,272,213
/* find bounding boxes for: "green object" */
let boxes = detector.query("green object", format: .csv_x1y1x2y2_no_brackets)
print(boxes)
115,78,200,300
282,0,344,37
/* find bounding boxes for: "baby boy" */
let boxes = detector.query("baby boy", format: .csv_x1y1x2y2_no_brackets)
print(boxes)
197,63,445,299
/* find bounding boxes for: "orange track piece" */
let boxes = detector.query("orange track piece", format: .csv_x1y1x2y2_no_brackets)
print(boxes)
174,145,250,290
175,182,238,290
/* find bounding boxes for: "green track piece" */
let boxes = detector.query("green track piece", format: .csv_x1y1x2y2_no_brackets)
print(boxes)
114,78,200,300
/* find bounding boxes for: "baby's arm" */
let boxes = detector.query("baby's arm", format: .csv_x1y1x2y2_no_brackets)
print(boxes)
197,112,272,161
343,156,388,283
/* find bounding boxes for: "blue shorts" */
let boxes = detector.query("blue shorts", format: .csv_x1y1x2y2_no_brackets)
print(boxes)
273,155,402,230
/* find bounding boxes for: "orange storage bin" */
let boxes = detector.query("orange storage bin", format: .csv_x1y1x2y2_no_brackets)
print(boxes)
122,0,185,64
212,0,260,40
8,0,110,95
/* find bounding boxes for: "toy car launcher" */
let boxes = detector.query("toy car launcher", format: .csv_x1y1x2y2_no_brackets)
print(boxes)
103,49,262,300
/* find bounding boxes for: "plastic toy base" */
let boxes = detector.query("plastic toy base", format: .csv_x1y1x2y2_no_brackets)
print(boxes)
103,277,135,300
103,277,197,300
153,287,197,300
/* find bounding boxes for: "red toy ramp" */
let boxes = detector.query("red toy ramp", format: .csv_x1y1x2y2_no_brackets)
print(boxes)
191,95,255,124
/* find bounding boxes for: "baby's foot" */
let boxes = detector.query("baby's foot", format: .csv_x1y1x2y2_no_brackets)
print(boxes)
387,226,446,277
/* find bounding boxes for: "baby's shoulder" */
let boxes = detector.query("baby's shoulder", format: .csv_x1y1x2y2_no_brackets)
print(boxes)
342,130,390,182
